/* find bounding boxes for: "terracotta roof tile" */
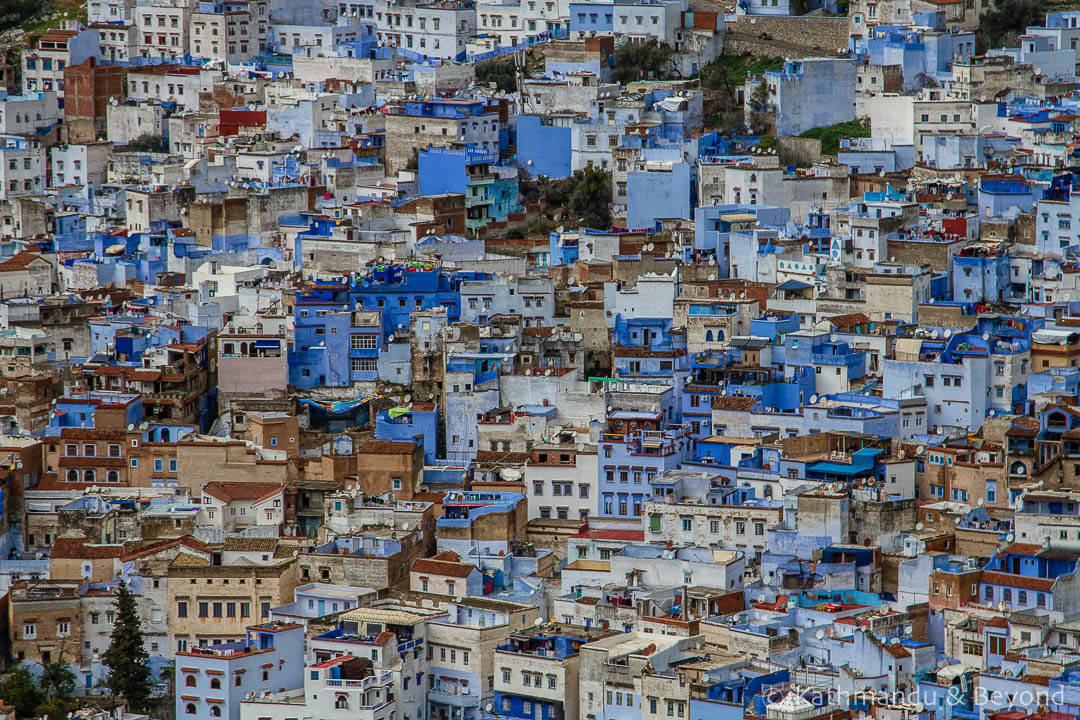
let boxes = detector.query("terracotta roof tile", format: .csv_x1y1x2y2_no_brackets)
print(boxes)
202,481,285,503
50,538,124,560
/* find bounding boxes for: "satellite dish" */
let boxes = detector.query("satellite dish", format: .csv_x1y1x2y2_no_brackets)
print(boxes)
904,625,913,635
890,637,901,645
954,516,962,525
534,617,544,626
568,277,576,285
915,522,924,531
982,333,990,341
401,522,410,531
815,629,825,640
809,394,819,405
486,705,494,713
944,328,953,338
389,334,395,342
977,498,984,506
757,593,766,603
544,369,552,376
931,329,939,339
915,445,925,455
1006,532,1015,542
404,394,412,402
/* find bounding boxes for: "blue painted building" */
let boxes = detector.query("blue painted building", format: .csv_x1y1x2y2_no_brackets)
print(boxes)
517,115,573,178
569,2,614,36
493,627,593,720
289,263,484,388
418,146,522,230
758,58,856,137
625,149,692,229
598,411,691,519
375,404,440,464
952,244,1011,304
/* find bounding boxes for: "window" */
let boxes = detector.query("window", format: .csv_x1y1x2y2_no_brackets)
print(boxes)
185,705,196,716
186,675,197,687
178,601,188,617
23,623,36,639
210,677,221,690
681,518,692,532
57,621,70,637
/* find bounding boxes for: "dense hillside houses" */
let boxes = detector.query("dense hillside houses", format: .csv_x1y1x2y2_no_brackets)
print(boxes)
2,1,1080,720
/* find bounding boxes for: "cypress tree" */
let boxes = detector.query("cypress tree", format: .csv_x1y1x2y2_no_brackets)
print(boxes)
103,581,152,711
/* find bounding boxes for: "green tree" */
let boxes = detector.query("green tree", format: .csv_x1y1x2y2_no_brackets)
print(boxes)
0,666,43,720
116,134,164,153
611,40,674,85
568,166,612,230
978,0,1044,50
39,659,75,701
748,80,770,112
103,581,153,712
475,56,517,94
0,0,41,32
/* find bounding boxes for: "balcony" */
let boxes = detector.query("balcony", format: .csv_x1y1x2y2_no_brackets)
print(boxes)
429,687,479,707
323,671,394,690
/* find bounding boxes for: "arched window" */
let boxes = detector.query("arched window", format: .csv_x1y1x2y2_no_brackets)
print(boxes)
107,470,119,483
235,674,242,687
160,428,170,442
1018,590,1028,605
84,469,95,483
209,707,221,718
705,330,714,342
186,676,197,687
223,343,234,355
764,486,773,499
185,705,197,715
335,697,349,710
210,678,221,690
66,469,79,482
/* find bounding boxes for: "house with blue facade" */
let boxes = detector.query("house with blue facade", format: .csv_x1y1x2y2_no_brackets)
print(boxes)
375,403,439,463
492,625,609,720
755,58,856,137
569,1,614,37
290,263,482,388
517,115,574,178
176,623,305,720
598,410,690,519
980,543,1080,614
418,146,522,231
625,149,692,229
952,243,1012,304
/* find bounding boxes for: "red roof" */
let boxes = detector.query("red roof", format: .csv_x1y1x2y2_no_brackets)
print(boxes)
0,251,48,272
569,529,644,541
981,570,1055,592
203,481,285,503
50,538,124,560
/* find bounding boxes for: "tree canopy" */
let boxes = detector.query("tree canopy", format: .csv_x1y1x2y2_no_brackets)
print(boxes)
103,581,153,712
611,40,674,85
978,0,1045,50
